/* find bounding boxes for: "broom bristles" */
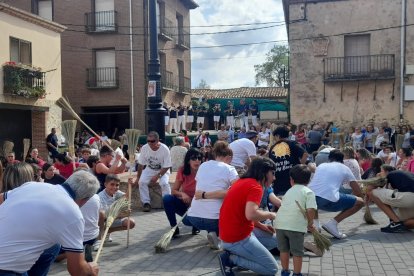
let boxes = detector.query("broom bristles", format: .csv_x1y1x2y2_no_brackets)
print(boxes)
154,210,188,253
125,129,141,163
358,177,387,188
61,120,77,156
23,139,31,159
363,201,378,224
3,141,14,155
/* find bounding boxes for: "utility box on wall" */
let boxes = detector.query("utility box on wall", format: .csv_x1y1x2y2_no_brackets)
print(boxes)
405,85,414,101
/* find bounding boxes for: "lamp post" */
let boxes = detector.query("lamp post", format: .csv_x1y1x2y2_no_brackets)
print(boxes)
146,0,166,142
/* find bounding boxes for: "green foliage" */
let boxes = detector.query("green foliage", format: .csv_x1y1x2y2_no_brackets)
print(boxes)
254,45,289,87
2,64,46,99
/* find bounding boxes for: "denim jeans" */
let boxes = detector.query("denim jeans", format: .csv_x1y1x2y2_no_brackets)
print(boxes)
162,195,192,227
186,216,219,234
221,233,278,276
252,227,278,250
27,244,61,276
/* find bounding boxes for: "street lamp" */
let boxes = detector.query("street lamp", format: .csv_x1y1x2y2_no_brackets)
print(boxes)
146,0,166,142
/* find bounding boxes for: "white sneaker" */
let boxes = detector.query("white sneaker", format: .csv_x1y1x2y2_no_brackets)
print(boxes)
207,232,220,250
93,240,101,252
322,219,347,239
106,234,113,242
304,241,323,257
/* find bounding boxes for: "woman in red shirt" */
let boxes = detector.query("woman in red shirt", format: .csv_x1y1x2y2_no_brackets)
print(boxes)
218,157,278,276
162,148,203,237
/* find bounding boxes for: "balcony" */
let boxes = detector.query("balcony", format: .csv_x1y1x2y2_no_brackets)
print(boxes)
161,70,175,91
86,67,119,89
176,29,190,50
3,63,46,98
183,77,191,94
159,17,175,41
324,54,395,82
85,11,118,33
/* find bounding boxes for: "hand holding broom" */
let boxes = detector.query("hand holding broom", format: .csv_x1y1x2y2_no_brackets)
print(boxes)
357,177,387,224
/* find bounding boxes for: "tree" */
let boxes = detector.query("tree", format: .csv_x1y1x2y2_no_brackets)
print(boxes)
195,79,211,89
254,45,289,88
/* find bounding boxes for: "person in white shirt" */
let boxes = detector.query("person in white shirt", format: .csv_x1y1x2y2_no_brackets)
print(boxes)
170,136,188,172
134,131,172,212
258,125,270,148
0,170,100,275
229,131,258,175
308,150,364,239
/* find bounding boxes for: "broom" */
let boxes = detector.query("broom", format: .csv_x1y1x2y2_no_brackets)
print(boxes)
56,97,113,150
295,201,331,255
155,210,188,253
357,177,387,224
95,197,129,263
125,129,141,248
61,120,77,158
23,139,31,160
2,141,14,156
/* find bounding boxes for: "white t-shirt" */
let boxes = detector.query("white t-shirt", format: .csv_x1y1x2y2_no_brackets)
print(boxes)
0,183,84,272
138,143,172,171
188,160,238,219
258,131,269,147
229,138,257,167
98,190,125,213
308,162,356,202
170,145,188,172
342,159,361,189
81,194,100,242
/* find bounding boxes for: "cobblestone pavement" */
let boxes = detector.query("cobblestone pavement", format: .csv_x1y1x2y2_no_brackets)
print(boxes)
50,205,414,276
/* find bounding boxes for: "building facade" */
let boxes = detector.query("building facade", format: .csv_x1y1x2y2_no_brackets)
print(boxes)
6,0,197,134
283,0,414,127
0,3,65,159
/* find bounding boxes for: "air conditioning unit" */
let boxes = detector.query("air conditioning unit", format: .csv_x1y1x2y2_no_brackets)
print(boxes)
405,85,414,101
406,65,414,75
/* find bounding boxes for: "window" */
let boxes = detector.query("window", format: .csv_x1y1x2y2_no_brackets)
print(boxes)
177,60,184,92
344,34,370,74
95,49,116,87
32,0,53,21
10,37,32,65
94,0,115,31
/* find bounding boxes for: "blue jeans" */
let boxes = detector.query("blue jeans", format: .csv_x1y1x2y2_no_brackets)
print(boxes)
252,227,278,250
27,244,61,276
186,216,219,234
162,195,192,227
221,233,278,275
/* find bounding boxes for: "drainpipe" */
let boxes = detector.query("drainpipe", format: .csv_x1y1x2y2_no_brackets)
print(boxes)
129,0,135,128
399,0,406,121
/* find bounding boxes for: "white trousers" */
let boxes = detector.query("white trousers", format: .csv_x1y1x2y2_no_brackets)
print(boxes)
169,118,177,132
138,168,171,204
239,115,249,129
226,116,235,129
251,115,258,126
177,115,186,131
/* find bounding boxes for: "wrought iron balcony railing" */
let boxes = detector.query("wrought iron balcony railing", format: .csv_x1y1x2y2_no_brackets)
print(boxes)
324,54,395,82
3,64,46,98
159,17,175,41
85,10,118,33
176,29,190,50
161,70,175,90
86,67,119,89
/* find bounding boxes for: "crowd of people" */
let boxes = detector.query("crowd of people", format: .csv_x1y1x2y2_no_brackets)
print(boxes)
0,118,413,276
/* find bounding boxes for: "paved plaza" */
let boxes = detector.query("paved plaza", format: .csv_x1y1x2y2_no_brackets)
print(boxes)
49,205,414,276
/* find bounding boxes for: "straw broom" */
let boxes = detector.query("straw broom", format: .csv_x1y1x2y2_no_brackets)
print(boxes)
125,129,141,248
95,197,129,263
2,141,14,156
56,97,113,150
61,120,77,157
357,177,387,224
295,201,331,255
155,210,188,253
23,139,31,160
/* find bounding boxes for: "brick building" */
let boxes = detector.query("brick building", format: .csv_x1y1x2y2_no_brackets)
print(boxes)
0,3,65,159
6,0,198,134
283,0,414,127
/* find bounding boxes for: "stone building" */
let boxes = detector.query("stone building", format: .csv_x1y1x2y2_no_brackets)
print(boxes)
6,0,198,134
0,3,65,159
282,0,414,127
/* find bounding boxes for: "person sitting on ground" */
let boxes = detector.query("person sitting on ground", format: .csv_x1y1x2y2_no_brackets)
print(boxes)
395,147,413,171
229,130,258,176
53,153,84,179
187,141,239,250
218,157,278,276
314,145,335,166
275,165,317,276
134,131,172,212
41,163,66,185
78,147,92,163
86,155,100,175
340,146,362,194
366,165,414,233
162,148,203,238
5,152,19,166
25,148,46,168
361,158,384,180
95,145,127,192
308,150,364,239
94,174,135,251
170,137,188,172
217,124,229,141
357,148,373,172
377,145,398,167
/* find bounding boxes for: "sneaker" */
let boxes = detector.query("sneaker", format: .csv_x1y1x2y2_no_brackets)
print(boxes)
380,221,407,233
217,251,234,276
304,241,323,257
93,240,101,252
142,203,151,212
172,227,180,239
105,233,113,242
207,232,220,250
281,270,291,276
192,226,200,235
322,219,347,239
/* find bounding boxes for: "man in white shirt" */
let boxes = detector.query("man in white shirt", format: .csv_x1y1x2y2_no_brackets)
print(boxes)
134,131,172,212
308,150,364,239
229,131,258,175
0,170,100,275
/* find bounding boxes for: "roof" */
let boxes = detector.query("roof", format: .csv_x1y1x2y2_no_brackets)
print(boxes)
180,0,199,9
0,3,66,33
191,87,288,99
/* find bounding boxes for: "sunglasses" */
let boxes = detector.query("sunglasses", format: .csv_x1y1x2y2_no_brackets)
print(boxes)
190,156,203,161
147,140,156,143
